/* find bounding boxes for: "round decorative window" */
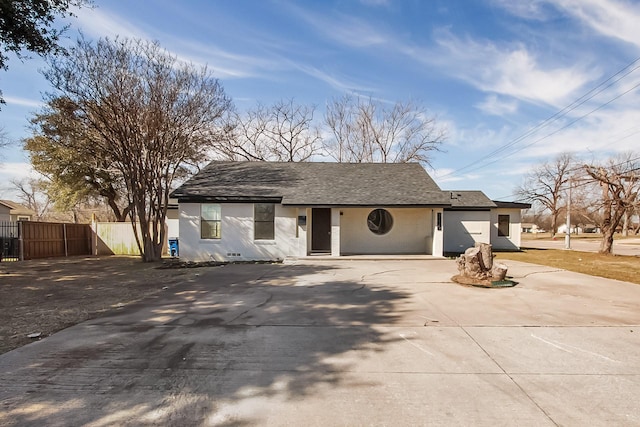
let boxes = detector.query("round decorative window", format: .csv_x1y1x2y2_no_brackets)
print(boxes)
367,209,393,235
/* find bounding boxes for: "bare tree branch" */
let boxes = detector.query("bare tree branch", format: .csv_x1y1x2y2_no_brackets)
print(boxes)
515,153,576,236
583,152,639,254
323,95,445,165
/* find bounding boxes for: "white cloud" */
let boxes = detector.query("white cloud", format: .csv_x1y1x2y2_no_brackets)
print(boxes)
475,95,518,116
550,0,640,48
290,62,378,94
282,4,388,48
429,31,595,106
74,7,149,40
170,42,270,80
490,0,551,20
514,106,640,161
431,168,464,184
359,0,391,7
495,0,640,48
75,7,286,81
0,163,37,199
2,96,42,109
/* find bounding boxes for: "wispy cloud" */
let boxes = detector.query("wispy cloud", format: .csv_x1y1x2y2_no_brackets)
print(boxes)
428,31,595,106
290,62,378,94
475,95,518,116
74,7,283,80
549,0,640,48
359,0,391,7
490,0,552,20
74,7,149,40
495,0,640,48
3,96,42,109
169,40,276,79
282,4,388,48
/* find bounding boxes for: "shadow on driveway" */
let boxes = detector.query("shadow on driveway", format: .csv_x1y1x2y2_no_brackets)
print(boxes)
0,262,411,426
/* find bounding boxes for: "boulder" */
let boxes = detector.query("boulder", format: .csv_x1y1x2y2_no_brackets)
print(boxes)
454,243,508,285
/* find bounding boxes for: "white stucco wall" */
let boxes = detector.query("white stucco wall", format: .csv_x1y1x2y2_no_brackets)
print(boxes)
339,208,433,254
178,203,303,261
491,208,523,250
443,210,491,254
166,218,179,240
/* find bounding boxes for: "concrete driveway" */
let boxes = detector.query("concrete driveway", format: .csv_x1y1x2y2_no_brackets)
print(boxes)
1,259,640,426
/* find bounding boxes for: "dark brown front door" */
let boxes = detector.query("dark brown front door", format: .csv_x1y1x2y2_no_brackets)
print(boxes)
311,208,331,252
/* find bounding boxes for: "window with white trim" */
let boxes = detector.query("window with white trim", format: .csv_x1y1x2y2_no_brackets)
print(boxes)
201,204,221,239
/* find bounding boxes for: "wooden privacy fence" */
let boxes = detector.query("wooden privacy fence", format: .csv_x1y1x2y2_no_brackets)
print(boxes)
93,222,169,256
0,220,173,261
21,221,92,260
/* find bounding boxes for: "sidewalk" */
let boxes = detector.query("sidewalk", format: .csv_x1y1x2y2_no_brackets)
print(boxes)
522,237,640,256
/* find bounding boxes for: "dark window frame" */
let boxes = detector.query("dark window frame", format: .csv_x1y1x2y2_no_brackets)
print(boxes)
254,203,275,240
498,214,510,237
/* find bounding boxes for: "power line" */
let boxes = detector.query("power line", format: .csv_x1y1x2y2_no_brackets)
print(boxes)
462,81,640,175
441,55,640,179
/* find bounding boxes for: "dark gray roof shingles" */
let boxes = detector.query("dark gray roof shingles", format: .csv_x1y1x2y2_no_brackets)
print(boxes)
172,161,451,206
444,191,497,209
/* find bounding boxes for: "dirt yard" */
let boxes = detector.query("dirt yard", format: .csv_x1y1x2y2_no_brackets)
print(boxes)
0,256,211,355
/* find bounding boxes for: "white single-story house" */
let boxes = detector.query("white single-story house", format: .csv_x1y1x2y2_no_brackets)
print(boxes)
442,192,529,255
170,162,530,262
0,200,36,222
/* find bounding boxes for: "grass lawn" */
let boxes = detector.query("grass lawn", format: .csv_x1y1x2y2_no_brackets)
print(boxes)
496,249,640,285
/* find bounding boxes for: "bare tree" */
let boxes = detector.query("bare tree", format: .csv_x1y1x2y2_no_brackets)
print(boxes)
217,99,320,162
516,153,576,236
42,37,231,262
583,153,639,254
11,178,51,220
323,95,445,165
570,177,603,231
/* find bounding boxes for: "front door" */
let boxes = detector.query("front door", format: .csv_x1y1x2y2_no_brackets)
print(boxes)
311,208,331,252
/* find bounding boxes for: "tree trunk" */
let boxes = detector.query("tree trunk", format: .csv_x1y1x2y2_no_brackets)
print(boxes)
600,227,614,254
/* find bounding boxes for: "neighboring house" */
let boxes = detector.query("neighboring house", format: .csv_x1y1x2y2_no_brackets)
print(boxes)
171,161,529,262
522,223,540,233
0,200,36,222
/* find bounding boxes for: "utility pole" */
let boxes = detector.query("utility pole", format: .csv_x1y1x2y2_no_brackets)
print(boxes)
565,179,571,250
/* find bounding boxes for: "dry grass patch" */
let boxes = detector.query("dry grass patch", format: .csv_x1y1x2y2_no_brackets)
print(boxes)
496,249,640,284
0,256,208,354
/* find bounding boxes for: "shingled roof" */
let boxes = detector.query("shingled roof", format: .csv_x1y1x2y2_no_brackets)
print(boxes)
171,161,452,207
444,191,497,210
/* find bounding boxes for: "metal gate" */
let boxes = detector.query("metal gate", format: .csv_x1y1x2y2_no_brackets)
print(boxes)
0,221,20,261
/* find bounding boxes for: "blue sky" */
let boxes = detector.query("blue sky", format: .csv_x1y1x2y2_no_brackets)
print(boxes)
1,0,639,200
